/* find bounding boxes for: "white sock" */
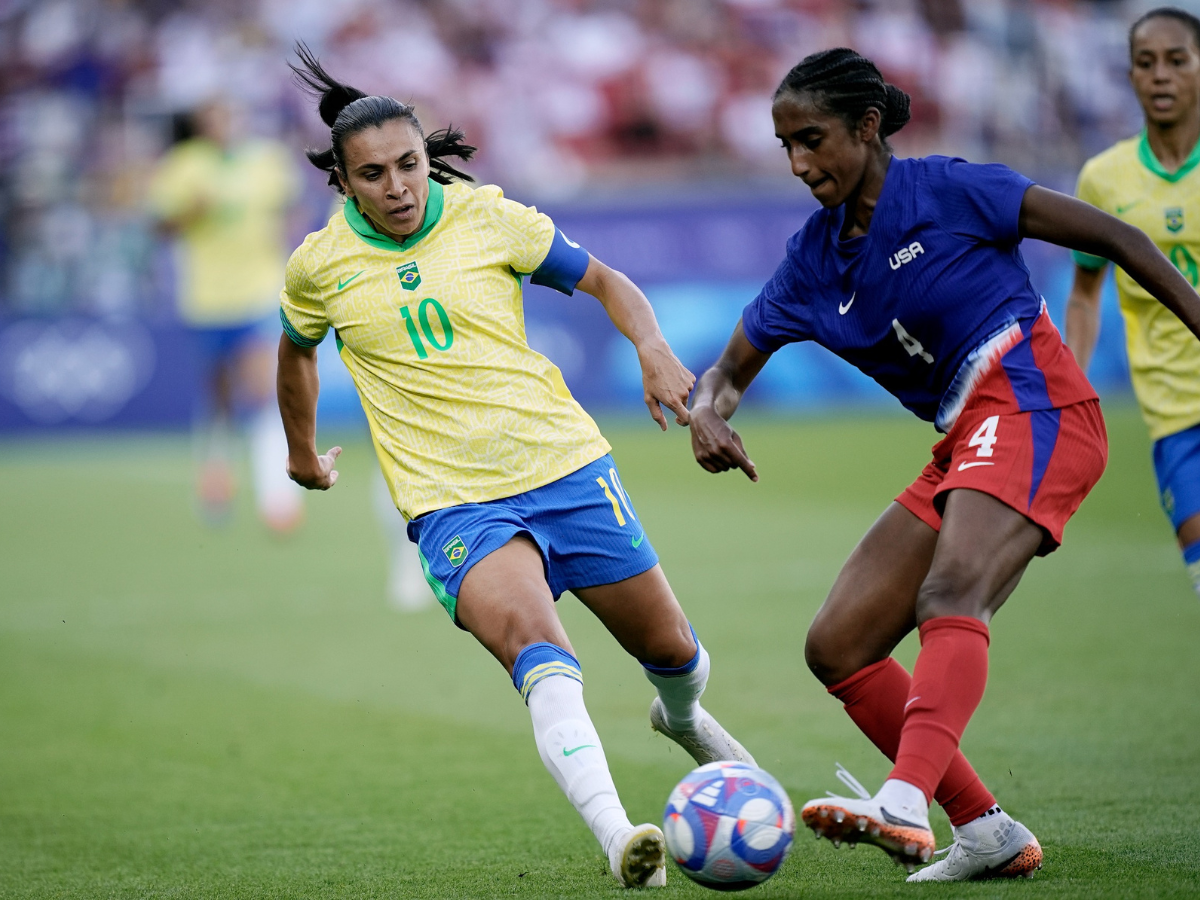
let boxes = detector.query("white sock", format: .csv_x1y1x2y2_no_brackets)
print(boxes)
195,414,234,467
1186,557,1200,597
527,675,633,860
953,805,1014,848
373,473,434,610
248,407,302,524
643,640,709,731
875,778,930,826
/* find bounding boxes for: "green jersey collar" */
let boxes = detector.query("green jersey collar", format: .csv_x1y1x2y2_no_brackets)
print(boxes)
343,179,444,251
1138,129,1200,183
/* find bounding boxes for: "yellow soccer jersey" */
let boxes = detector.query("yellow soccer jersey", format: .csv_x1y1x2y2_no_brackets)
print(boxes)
1075,132,1200,439
148,138,299,326
280,179,611,519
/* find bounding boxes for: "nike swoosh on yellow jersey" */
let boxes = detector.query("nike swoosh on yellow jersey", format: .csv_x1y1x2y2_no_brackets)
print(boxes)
337,271,365,290
1114,200,1143,215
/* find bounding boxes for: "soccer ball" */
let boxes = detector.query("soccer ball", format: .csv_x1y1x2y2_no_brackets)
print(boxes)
663,760,795,891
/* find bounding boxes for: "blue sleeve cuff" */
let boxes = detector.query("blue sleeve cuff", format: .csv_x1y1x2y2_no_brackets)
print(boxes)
279,308,324,348
740,301,783,354
529,229,590,295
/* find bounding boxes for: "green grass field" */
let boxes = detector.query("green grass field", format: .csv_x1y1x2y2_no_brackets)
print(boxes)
2,405,1199,898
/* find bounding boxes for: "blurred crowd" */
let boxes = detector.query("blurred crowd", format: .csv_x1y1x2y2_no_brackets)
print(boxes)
0,0,1171,317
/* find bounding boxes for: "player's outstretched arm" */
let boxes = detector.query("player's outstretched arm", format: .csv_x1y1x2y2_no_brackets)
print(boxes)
1064,264,1107,374
1020,185,1200,340
277,334,341,490
576,256,694,431
690,320,771,482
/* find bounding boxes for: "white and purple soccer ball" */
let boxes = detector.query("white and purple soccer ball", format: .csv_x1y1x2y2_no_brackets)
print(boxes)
663,760,795,891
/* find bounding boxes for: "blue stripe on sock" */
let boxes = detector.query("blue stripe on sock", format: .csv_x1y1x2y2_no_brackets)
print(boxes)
642,624,700,677
511,642,582,703
1182,539,1200,566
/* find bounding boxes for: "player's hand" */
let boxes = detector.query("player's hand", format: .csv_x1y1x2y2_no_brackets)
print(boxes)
689,406,757,481
638,338,695,431
287,446,342,490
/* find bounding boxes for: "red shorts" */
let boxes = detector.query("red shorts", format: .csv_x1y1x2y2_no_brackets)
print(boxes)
898,322,1108,555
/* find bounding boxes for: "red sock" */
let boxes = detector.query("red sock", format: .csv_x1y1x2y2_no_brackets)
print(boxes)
889,616,991,804
830,656,995,826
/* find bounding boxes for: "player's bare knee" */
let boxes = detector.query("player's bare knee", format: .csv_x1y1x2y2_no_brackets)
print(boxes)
636,619,696,669
804,625,855,686
915,567,990,622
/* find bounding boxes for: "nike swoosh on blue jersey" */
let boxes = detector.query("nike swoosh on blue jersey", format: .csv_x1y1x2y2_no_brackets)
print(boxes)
839,293,855,315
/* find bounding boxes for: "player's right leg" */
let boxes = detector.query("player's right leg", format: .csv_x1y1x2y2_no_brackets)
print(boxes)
1152,423,1200,596
454,535,665,888
531,453,752,768
574,565,756,768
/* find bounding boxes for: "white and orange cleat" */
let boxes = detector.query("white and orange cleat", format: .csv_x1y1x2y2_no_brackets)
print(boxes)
907,811,1042,882
800,765,935,873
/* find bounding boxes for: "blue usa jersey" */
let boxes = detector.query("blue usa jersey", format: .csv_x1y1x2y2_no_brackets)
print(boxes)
742,156,1088,431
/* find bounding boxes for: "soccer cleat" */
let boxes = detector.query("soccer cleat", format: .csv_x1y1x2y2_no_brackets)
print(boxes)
800,765,935,873
649,698,757,767
907,818,1042,881
611,823,667,888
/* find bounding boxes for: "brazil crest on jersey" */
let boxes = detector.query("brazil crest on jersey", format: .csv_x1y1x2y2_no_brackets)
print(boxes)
742,156,1096,431
280,179,610,519
1075,132,1200,440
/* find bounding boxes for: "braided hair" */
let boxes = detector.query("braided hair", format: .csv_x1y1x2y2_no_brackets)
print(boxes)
1130,7,1200,55
289,43,475,191
775,48,911,150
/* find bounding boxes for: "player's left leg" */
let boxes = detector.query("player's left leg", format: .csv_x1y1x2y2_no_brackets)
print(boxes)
574,566,756,766
372,472,435,611
191,328,238,524
239,327,303,532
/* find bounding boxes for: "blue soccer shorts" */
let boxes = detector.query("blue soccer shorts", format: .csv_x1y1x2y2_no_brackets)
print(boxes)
1153,421,1200,531
406,454,659,625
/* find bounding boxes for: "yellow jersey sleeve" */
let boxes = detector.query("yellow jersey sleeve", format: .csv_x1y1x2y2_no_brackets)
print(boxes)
480,186,557,275
279,251,329,347
1072,163,1110,271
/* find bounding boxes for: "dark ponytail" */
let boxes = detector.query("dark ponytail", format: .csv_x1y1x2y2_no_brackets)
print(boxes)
290,43,475,191
775,48,911,148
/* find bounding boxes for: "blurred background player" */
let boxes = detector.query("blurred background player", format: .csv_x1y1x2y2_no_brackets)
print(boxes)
148,98,304,531
375,468,436,610
1068,7,1200,596
689,48,1200,882
277,50,753,887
